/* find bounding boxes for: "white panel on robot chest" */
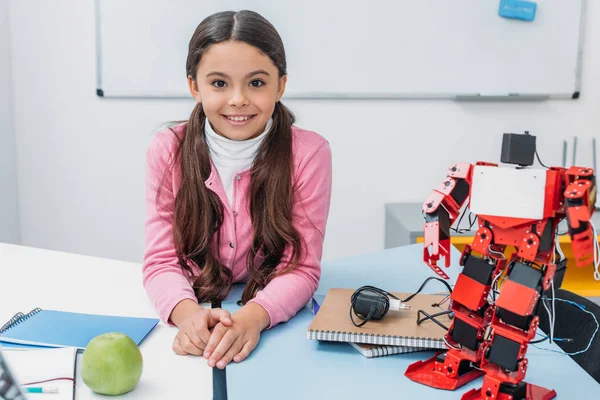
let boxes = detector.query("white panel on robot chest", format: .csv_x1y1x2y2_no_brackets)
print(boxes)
469,165,547,220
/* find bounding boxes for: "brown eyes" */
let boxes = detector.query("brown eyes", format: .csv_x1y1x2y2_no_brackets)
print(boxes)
210,80,265,88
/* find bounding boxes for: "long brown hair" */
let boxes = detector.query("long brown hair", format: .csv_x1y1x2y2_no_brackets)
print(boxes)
161,10,302,305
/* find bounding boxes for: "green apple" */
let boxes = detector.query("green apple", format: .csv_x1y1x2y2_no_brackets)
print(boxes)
81,332,143,396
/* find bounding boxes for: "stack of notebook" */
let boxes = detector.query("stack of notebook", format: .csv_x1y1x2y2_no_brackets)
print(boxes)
308,288,451,358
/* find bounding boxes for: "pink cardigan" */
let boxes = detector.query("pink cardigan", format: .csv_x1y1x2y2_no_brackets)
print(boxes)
142,124,332,329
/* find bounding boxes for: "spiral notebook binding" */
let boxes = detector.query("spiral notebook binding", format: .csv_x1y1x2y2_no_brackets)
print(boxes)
0,313,24,334
0,308,42,334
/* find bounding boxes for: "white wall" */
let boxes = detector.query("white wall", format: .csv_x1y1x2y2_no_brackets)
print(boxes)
8,1,600,263
0,0,20,245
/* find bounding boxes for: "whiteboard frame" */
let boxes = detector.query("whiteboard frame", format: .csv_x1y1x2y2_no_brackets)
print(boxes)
94,0,587,101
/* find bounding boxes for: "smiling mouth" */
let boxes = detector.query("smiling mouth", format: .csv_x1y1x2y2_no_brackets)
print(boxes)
223,115,256,122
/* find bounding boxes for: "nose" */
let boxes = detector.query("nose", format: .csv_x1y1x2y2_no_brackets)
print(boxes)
228,87,249,108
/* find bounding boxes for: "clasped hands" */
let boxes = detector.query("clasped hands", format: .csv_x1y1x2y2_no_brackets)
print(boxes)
171,300,270,369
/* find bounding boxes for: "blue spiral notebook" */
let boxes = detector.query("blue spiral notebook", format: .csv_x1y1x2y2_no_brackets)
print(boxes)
0,308,159,350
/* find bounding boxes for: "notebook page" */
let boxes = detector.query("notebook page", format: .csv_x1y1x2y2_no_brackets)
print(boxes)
2,347,77,400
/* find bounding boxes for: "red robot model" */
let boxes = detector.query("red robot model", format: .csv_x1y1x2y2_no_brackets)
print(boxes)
405,132,597,400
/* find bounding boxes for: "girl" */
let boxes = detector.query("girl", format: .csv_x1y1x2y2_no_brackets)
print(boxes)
142,10,332,370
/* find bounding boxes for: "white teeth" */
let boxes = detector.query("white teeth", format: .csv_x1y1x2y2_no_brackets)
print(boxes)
227,115,251,122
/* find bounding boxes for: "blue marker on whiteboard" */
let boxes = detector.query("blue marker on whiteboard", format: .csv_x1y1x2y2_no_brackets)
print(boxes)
499,0,537,21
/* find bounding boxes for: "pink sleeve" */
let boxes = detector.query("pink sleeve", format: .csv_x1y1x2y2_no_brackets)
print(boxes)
248,141,333,328
142,132,198,326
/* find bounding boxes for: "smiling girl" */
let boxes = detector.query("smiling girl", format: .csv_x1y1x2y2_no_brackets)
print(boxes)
142,10,333,370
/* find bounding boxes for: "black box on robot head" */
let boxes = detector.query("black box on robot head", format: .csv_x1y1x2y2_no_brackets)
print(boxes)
501,132,536,167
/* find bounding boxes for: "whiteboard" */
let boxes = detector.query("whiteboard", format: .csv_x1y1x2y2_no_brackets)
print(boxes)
95,0,586,99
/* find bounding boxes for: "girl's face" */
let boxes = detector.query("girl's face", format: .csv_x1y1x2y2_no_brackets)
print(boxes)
188,40,287,141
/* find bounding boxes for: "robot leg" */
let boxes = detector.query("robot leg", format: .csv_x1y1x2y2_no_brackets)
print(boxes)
462,261,557,400
406,249,500,390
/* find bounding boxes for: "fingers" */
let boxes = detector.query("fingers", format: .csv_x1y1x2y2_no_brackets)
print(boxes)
207,330,237,368
173,332,204,356
192,318,210,345
234,339,258,363
204,322,228,360
208,308,232,327
182,332,204,356
172,308,231,357
172,336,185,355
215,338,244,369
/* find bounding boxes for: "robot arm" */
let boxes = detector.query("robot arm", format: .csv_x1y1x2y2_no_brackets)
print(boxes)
563,166,597,267
422,162,474,279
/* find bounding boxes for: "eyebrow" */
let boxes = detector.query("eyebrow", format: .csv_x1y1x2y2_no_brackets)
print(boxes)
205,70,271,79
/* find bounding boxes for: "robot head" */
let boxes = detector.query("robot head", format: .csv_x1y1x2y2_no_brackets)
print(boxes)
501,132,536,167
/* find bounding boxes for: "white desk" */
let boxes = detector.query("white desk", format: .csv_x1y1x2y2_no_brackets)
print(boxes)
0,243,213,400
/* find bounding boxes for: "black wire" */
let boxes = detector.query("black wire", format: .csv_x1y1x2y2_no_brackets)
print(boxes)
407,277,453,331
462,211,477,233
426,204,474,235
468,212,476,229
351,286,399,301
530,336,548,344
349,279,453,328
349,305,375,327
402,277,453,303
535,149,550,169
417,310,452,330
450,207,477,234
523,130,550,169
458,213,476,234
451,206,468,233
523,131,549,169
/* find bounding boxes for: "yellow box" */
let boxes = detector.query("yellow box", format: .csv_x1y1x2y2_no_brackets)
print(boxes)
416,235,600,297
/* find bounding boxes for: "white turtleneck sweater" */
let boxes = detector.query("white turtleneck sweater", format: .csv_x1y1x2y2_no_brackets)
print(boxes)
204,118,273,207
